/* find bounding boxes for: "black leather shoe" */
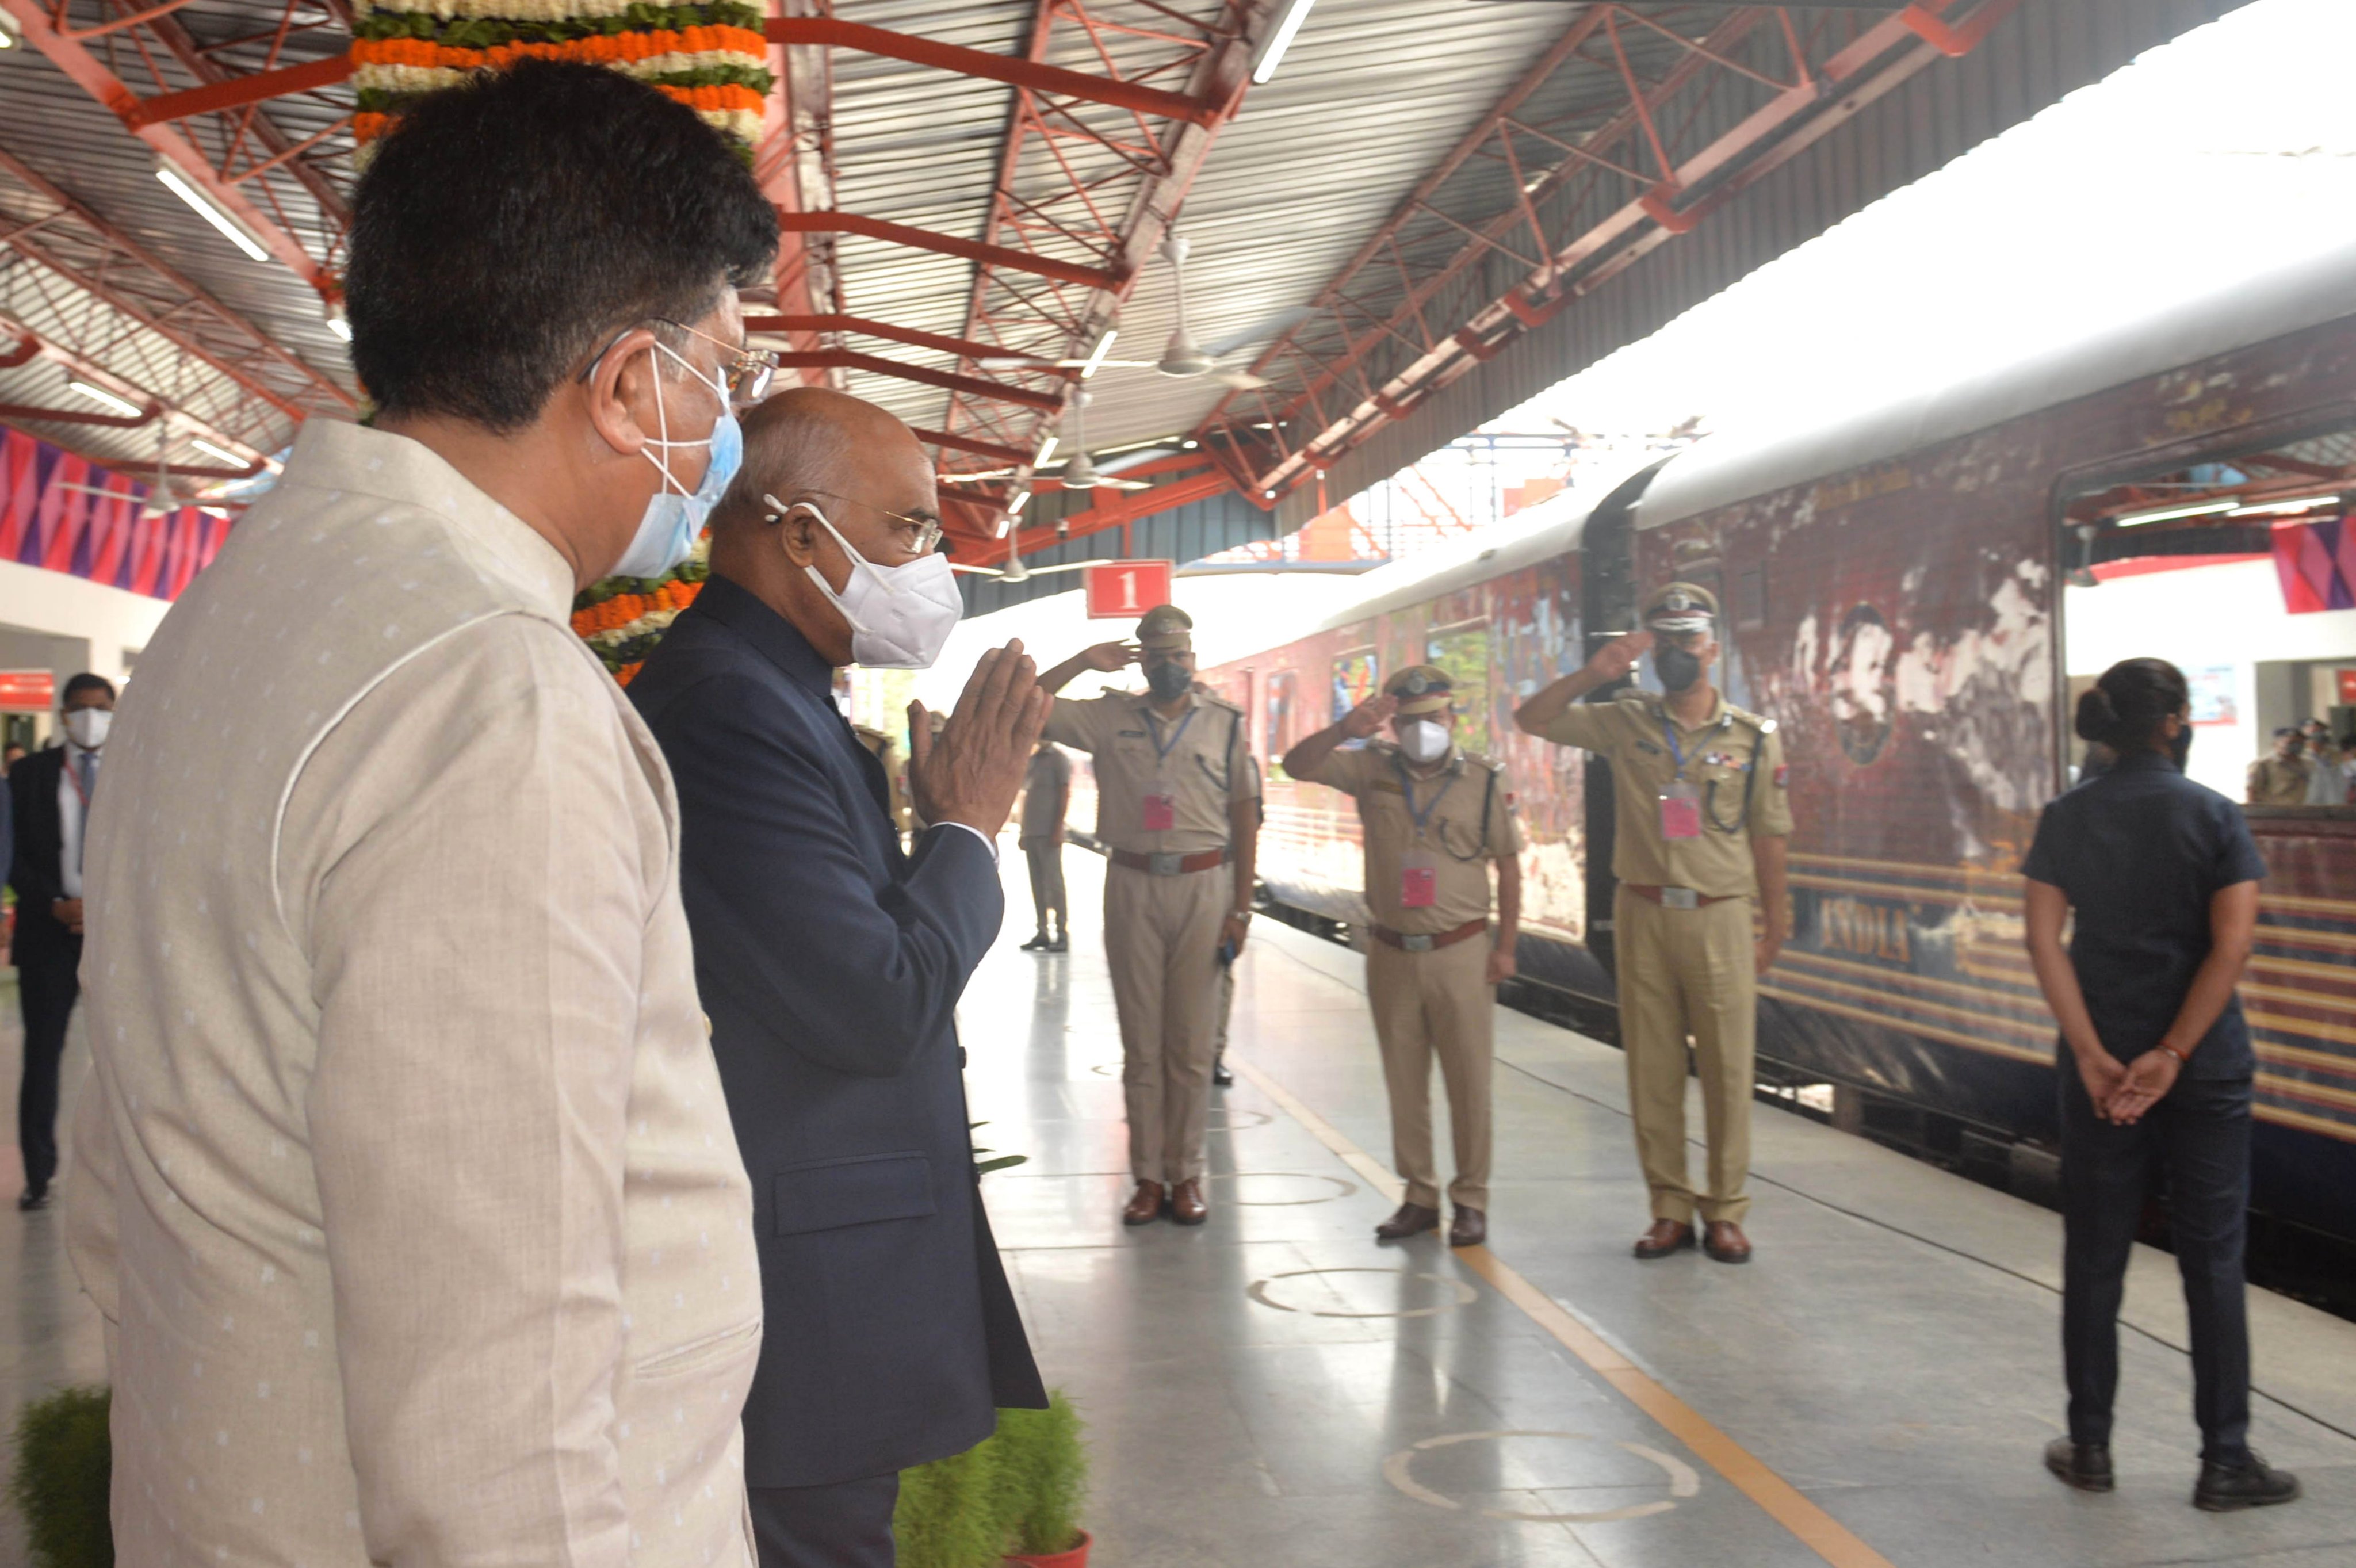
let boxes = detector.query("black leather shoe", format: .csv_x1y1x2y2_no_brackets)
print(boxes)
1047,936,1068,953
1020,932,1050,951
1632,1219,1693,1259
1211,1058,1234,1088
16,1187,48,1213
1375,1202,1441,1241
2043,1437,2114,1493
1448,1207,1486,1248
2195,1451,2299,1511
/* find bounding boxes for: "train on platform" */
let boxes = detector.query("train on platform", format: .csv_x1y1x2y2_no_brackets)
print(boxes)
1195,240,2356,1248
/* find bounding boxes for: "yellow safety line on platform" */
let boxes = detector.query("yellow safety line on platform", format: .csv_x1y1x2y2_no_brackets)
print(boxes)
1227,1053,1899,1568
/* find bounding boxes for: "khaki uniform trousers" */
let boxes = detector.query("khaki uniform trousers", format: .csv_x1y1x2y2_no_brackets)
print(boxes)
1615,888,1755,1225
1022,838,1066,935
1104,861,1227,1184
1366,936,1494,1211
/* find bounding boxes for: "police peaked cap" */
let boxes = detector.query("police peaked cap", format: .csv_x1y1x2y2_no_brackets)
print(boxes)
1137,603,1193,652
1384,663,1456,716
1643,581,1718,634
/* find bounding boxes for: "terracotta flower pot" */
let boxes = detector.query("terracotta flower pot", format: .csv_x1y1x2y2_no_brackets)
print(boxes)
1004,1529,1091,1568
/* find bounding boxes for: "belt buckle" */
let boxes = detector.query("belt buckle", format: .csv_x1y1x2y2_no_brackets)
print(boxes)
1661,886,1699,911
1148,852,1184,876
1402,933,1436,953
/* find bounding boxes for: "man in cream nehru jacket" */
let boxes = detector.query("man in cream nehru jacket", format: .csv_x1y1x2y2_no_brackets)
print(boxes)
67,63,777,1565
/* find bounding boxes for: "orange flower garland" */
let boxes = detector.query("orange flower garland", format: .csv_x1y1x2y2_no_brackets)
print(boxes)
351,25,765,70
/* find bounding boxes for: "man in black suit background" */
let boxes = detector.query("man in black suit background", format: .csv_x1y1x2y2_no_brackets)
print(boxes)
629,387,1047,1567
9,673,113,1211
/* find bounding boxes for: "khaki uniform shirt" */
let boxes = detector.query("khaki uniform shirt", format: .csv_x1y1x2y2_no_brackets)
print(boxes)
1043,689,1259,854
1020,747,1073,843
67,420,758,1568
1292,741,1522,933
2247,754,2311,806
1540,689,1792,899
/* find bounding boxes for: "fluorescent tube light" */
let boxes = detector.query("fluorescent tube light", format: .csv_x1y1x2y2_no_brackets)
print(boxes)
68,380,142,418
994,513,1013,539
2226,493,2342,518
1034,435,1060,468
1078,328,1118,379
323,303,352,343
155,164,269,262
191,438,246,465
1009,489,1032,515
1250,0,1317,85
2111,498,2240,529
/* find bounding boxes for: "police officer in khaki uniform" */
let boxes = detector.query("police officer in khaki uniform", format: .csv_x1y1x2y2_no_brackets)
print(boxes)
2245,728,2311,806
1040,606,1260,1226
1514,582,1792,1264
1286,665,1523,1248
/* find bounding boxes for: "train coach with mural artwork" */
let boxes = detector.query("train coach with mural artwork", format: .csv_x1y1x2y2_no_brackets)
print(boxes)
1515,581,1792,1265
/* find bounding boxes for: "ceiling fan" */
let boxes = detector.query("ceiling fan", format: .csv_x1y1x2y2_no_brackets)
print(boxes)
979,232,1312,389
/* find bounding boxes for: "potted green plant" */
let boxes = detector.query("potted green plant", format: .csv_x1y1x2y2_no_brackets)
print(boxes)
8,1385,112,1568
894,1433,1004,1568
991,1393,1089,1567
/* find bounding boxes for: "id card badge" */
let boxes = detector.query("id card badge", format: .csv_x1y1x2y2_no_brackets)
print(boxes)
1142,792,1176,832
1400,849,1439,908
1659,781,1702,840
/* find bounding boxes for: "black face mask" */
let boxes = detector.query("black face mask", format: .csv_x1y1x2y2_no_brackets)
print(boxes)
2169,724,2194,772
1653,644,1704,693
1146,660,1192,702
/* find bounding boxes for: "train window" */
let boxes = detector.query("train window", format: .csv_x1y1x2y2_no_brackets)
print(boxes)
1424,621,1491,756
2060,419,2356,807
1264,671,1299,774
1733,567,1766,632
1332,647,1379,730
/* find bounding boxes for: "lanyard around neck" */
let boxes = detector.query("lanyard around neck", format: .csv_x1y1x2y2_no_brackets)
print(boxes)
1389,752,1458,835
1143,703,1197,766
1659,707,1725,781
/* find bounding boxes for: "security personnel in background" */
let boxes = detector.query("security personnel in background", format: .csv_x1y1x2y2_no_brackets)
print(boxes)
850,721,913,840
2246,728,2310,807
1041,605,1260,1226
1514,582,1791,1264
1286,665,1522,1248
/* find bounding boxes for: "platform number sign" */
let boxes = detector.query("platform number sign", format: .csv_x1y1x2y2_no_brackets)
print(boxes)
1083,559,1173,620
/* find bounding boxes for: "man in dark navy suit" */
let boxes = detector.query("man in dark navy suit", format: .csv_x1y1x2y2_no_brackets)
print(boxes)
629,388,1047,1568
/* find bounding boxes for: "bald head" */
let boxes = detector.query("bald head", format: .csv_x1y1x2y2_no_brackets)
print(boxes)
708,384,944,667
711,385,927,538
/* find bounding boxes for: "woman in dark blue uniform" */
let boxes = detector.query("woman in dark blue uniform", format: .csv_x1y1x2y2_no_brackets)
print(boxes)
2023,658,2298,1512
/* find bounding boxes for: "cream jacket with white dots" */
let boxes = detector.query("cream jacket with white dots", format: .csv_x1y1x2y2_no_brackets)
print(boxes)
66,419,759,1567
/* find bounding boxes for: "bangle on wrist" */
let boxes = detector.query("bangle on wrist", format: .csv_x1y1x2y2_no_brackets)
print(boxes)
2158,1041,2191,1066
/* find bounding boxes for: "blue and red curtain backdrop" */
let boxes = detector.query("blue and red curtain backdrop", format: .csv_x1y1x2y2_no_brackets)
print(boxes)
0,427,234,601
2272,513,2356,614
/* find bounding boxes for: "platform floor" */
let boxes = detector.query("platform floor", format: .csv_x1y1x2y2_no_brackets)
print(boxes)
0,856,2350,1564
966,851,2356,1568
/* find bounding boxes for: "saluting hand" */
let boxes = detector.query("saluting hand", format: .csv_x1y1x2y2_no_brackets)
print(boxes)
1585,629,1651,684
910,640,1053,840
1341,695,1397,740
1079,640,1139,673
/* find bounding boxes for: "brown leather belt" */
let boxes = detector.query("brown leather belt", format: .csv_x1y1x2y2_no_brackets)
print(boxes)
1621,883,1742,909
1111,847,1230,876
1372,917,1489,953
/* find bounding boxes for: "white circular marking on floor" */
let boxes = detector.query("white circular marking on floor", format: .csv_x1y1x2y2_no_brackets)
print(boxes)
1245,1267,1478,1319
1202,1171,1356,1205
1205,1108,1275,1131
1382,1430,1701,1522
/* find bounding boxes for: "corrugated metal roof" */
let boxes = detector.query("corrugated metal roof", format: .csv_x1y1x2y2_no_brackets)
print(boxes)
0,0,357,476
1270,0,2253,529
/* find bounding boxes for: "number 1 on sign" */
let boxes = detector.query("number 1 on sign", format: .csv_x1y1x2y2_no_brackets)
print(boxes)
1117,569,1138,611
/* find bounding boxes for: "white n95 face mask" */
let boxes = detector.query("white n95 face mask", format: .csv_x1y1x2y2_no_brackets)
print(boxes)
1400,718,1451,763
65,708,112,750
779,497,963,670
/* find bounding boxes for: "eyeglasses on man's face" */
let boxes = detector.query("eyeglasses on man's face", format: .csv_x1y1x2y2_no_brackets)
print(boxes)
765,491,945,556
578,318,779,407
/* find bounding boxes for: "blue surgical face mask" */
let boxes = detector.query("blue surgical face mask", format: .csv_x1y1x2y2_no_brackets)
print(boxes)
611,342,741,580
